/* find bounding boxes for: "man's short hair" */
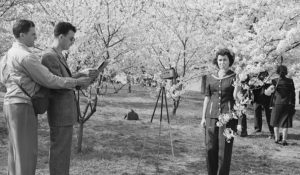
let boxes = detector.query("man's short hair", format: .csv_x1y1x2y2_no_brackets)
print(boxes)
12,19,35,38
54,22,76,37
276,65,288,77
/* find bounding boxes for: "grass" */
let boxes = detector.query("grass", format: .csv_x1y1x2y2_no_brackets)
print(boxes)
0,85,300,175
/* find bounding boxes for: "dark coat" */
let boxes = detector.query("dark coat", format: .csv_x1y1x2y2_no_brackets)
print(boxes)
271,77,295,105
252,83,272,106
41,49,78,126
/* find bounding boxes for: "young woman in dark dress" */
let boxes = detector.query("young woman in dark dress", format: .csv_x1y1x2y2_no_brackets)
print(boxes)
270,65,295,146
201,48,239,175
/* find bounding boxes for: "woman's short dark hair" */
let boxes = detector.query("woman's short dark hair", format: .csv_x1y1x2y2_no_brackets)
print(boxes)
213,48,235,68
54,22,76,37
276,65,288,77
12,19,35,38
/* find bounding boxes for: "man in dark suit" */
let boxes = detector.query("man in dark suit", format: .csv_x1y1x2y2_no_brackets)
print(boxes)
41,22,99,175
252,71,274,138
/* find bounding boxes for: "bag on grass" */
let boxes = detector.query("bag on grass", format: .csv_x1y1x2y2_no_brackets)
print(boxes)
124,109,139,120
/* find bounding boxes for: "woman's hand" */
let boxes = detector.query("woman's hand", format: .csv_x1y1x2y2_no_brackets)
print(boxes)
201,118,206,128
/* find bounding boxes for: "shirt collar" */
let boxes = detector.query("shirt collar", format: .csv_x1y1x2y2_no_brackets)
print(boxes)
12,41,31,52
212,70,236,80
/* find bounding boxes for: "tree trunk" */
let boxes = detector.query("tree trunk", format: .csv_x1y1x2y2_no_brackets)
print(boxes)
172,98,180,116
128,82,132,93
77,122,84,153
200,75,207,94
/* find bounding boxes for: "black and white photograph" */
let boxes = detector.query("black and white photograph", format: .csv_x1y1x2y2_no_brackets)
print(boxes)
0,0,300,174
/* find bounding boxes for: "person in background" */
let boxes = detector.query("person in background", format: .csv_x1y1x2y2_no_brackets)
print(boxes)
270,65,295,146
201,48,239,175
1,19,91,175
252,71,274,139
236,89,248,137
41,22,99,175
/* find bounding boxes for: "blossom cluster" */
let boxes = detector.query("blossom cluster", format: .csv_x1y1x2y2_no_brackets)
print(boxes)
223,128,236,143
219,65,275,141
216,112,238,127
216,102,246,142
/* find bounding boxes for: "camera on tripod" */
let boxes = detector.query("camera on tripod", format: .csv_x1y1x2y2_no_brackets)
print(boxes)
160,67,177,80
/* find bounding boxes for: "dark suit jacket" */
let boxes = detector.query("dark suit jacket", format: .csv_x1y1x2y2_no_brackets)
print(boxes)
252,84,272,106
272,77,295,105
41,49,77,126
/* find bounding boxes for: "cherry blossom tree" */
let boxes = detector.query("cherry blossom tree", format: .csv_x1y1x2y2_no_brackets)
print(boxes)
33,0,148,152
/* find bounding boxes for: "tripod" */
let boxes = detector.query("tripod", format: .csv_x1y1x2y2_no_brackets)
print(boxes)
136,85,175,175
151,85,175,173
150,86,170,123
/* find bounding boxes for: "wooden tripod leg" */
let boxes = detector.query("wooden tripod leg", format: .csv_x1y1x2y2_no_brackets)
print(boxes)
163,87,170,124
151,88,162,123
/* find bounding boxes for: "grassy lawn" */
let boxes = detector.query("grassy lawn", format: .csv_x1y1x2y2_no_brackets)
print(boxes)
0,85,300,175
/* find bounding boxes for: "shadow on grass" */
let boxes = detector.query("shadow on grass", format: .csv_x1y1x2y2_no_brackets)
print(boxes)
231,144,300,175
246,133,271,139
288,133,300,141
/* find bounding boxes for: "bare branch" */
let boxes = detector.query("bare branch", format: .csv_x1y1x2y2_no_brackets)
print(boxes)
0,0,15,17
94,24,108,46
151,46,166,69
109,37,125,47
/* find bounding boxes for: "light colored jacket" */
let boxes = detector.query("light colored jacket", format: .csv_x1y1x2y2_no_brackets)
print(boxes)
1,42,78,105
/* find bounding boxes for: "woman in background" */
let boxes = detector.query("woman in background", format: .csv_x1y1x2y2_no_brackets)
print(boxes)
201,48,239,175
270,65,295,146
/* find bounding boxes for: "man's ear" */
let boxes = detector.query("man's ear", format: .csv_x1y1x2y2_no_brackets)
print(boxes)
58,34,64,40
19,33,25,38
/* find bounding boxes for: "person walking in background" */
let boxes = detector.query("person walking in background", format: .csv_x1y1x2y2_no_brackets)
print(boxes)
238,113,248,137
0,19,91,175
236,89,248,137
252,70,274,138
201,48,239,175
270,65,295,146
41,22,99,175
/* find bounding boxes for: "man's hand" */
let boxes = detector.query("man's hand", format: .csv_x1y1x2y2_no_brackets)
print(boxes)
76,77,92,88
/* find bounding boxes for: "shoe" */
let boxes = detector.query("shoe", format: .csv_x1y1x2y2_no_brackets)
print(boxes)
282,140,288,146
254,129,262,133
252,129,262,135
274,140,280,144
279,135,283,142
240,132,248,137
268,135,275,139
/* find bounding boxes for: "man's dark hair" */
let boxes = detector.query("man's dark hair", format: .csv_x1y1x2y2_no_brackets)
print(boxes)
276,65,288,77
12,19,35,38
54,22,76,37
213,48,235,68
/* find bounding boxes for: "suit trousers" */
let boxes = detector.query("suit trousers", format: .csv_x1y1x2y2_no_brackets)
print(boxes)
254,103,273,134
49,125,73,175
205,118,233,175
4,103,37,175
238,114,247,134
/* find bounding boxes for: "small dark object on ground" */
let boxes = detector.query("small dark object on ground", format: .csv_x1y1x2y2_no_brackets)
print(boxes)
124,109,139,120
